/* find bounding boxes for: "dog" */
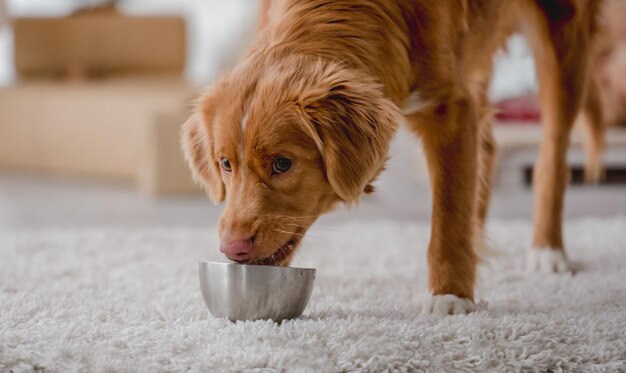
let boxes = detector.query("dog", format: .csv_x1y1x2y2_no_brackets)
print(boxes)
182,0,604,314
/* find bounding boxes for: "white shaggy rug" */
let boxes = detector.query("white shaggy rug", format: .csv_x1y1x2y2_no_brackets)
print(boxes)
2,217,626,372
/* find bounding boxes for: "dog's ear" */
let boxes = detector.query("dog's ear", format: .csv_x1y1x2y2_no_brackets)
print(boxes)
300,69,400,201
181,99,225,204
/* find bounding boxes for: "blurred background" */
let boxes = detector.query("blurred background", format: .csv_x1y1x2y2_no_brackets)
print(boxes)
0,0,625,230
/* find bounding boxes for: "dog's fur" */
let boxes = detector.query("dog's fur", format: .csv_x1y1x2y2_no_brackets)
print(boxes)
182,0,603,313
593,0,626,128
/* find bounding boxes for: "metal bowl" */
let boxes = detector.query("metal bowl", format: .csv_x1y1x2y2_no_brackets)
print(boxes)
198,261,316,322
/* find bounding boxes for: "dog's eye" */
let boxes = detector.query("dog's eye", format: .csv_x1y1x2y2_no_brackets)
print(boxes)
272,157,292,174
220,158,232,172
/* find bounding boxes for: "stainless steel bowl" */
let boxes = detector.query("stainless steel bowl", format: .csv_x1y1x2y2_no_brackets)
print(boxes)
198,261,316,322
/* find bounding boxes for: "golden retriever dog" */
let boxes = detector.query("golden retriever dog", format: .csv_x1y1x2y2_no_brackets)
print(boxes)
182,0,603,314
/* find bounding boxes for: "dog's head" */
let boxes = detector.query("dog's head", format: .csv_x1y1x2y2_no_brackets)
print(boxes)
182,56,399,265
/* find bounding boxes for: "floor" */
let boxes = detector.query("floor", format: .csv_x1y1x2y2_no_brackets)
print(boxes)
3,214,626,371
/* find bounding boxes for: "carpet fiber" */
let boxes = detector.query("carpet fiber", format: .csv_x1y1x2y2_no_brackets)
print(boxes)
2,218,626,372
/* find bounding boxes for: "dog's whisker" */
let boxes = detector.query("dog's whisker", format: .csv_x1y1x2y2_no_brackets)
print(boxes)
272,228,330,243
272,214,319,220
283,223,340,235
291,224,340,232
273,229,303,236
283,223,309,229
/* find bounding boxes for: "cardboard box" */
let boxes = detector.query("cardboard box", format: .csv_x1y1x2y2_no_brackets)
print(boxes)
137,110,202,196
0,77,195,182
13,13,186,78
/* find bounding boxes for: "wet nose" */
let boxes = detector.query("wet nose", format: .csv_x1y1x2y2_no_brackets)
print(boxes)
219,237,253,262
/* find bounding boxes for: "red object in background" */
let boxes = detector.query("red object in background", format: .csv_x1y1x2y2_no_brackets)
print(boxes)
494,95,541,123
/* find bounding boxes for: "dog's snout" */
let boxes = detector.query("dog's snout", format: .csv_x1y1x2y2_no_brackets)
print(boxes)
220,237,253,262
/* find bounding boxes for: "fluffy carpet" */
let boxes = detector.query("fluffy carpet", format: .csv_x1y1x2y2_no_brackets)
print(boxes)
2,217,626,372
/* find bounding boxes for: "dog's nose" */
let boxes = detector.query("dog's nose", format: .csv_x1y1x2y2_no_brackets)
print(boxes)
220,237,253,262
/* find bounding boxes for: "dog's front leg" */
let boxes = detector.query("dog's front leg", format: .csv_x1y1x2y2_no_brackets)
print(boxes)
406,92,479,315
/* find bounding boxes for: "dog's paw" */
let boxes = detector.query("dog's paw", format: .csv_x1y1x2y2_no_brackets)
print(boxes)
421,294,476,315
526,249,572,273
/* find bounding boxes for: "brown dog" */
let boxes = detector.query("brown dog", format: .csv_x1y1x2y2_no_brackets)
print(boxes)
182,0,603,314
